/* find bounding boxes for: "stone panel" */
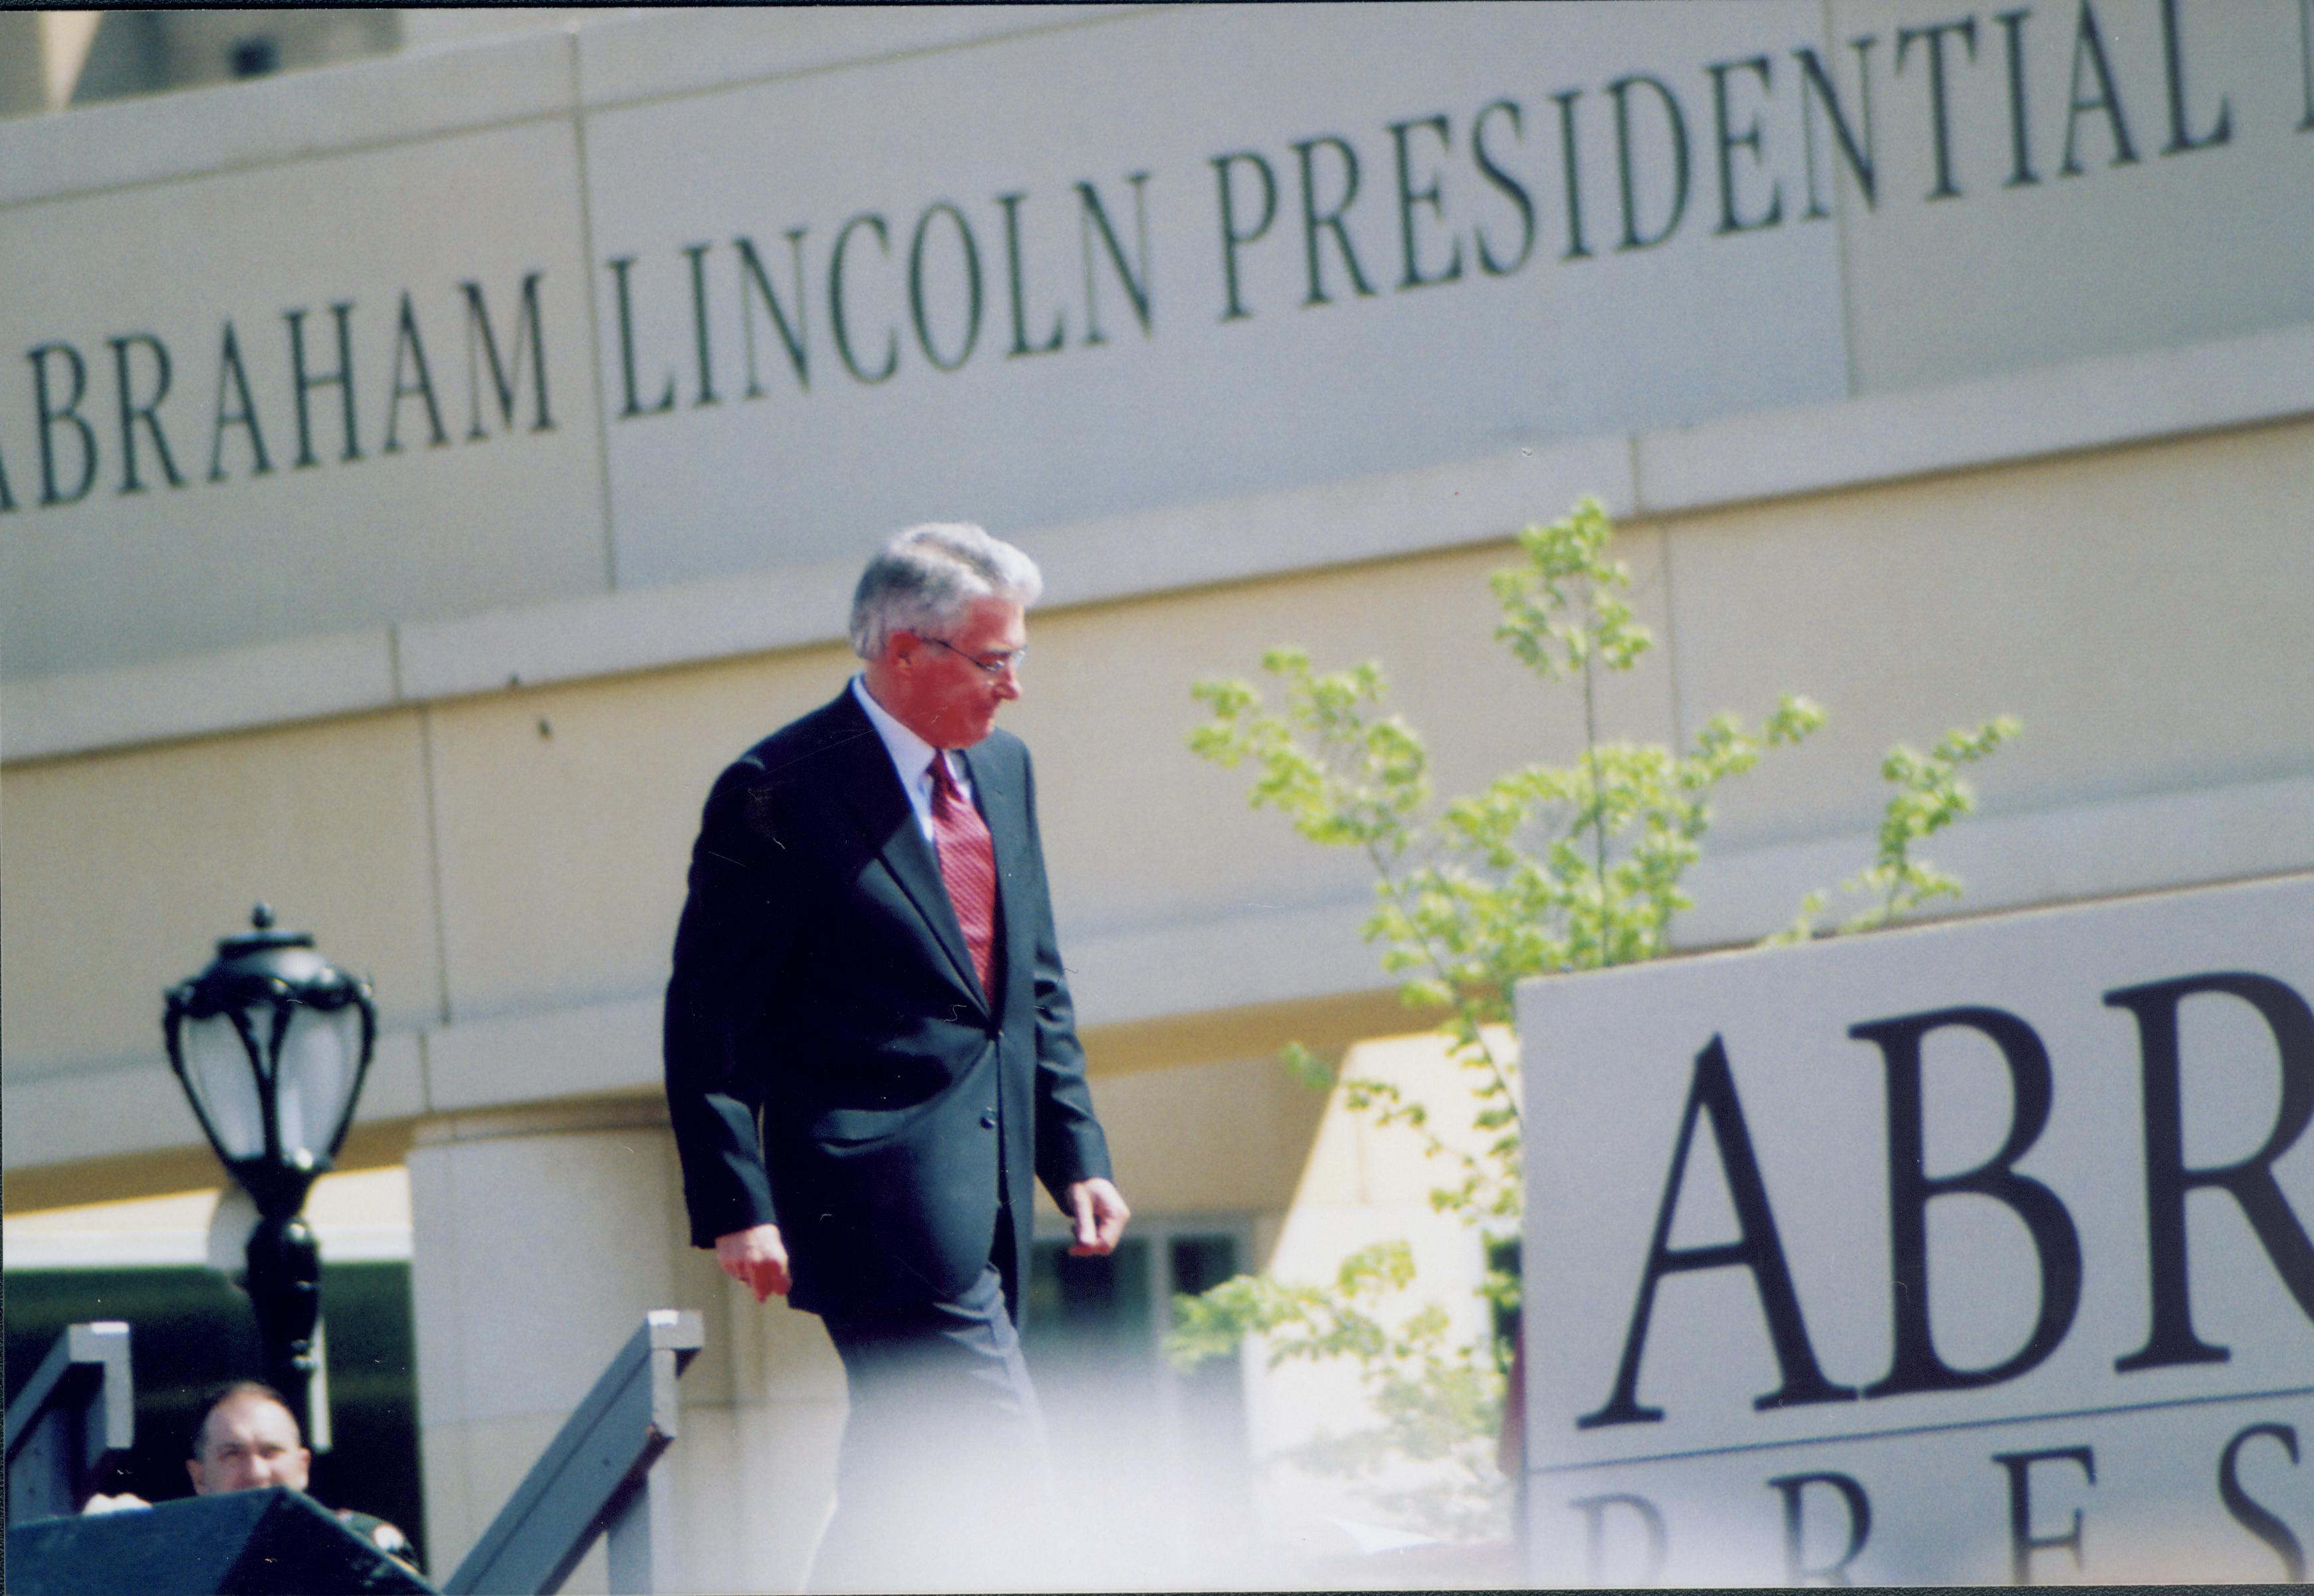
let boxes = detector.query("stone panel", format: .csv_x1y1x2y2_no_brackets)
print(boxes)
1010,530,1680,945
422,645,848,1022
406,1115,683,1425
1831,0,2314,394
581,1,1846,588
0,116,606,678
1081,1050,1332,1217
0,710,442,1070
1660,421,2314,851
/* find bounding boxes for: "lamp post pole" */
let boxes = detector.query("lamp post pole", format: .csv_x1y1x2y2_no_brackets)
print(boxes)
164,904,376,1437
241,1183,327,1419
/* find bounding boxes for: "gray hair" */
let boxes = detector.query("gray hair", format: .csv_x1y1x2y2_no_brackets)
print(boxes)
849,522,1043,660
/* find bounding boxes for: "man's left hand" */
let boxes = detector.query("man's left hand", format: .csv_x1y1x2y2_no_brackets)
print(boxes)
1065,1177,1130,1256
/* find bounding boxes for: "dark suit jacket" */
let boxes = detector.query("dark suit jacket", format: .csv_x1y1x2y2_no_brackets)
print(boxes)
663,687,1112,1318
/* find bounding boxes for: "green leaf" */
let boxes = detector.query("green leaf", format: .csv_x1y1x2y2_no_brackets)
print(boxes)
1280,1041,1335,1091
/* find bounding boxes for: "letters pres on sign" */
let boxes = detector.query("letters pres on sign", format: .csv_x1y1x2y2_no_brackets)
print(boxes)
1519,873,2313,1585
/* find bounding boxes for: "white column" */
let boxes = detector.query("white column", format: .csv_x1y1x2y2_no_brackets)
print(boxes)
406,1098,846,1593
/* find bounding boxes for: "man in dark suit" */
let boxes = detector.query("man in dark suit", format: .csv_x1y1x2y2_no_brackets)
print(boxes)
663,522,1129,1589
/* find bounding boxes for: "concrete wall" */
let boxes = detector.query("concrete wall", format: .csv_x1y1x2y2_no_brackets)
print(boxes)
4,5,2309,1585
9,3,2309,689
10,407,2304,1578
9,409,2307,1185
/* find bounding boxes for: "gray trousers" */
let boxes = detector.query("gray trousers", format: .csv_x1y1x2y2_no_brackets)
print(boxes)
809,1261,1058,1592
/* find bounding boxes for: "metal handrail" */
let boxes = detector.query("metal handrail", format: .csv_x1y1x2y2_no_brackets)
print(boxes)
3,1321,136,1527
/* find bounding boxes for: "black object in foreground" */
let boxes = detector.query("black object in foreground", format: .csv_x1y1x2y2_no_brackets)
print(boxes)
5,1486,435,1595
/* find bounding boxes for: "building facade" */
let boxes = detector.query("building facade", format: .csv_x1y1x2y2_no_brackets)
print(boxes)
4,3,2309,1587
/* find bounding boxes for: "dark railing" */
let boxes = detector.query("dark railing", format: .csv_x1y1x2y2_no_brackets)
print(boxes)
443,1309,704,1596
3,1321,136,1528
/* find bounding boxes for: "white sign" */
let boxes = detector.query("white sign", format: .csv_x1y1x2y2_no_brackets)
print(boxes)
1520,875,2314,1584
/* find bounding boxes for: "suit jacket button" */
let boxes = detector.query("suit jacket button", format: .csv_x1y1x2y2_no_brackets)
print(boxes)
981,1110,998,1129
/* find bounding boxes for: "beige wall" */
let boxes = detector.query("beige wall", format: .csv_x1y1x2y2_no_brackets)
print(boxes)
405,1101,776,1591
6,415,2310,1196
5,385,2305,1591
1,709,444,1058
423,643,854,1025
1669,417,2314,848
14,6,2308,698
6,9,2305,1582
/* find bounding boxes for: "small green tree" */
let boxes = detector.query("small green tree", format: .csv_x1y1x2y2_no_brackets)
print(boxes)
1769,718,2023,941
1171,495,2018,1538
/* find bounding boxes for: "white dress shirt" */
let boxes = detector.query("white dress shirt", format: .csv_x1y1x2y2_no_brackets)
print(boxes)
850,675,975,847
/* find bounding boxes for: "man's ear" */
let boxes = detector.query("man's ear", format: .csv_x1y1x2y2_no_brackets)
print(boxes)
187,1458,206,1494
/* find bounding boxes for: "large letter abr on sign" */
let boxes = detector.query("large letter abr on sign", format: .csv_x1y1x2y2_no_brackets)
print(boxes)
1521,874,2313,1585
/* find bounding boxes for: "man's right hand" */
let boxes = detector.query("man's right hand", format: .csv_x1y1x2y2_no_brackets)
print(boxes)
715,1224,791,1302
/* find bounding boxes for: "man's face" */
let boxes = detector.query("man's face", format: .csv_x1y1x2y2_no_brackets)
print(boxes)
883,597,1025,749
187,1393,310,1495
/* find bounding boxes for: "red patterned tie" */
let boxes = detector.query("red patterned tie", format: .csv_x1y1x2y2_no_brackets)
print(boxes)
928,754,998,999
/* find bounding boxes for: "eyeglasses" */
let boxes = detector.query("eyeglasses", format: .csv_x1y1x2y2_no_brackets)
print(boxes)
921,635,1026,677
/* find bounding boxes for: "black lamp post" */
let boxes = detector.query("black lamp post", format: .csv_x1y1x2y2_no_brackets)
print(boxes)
164,904,377,1438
